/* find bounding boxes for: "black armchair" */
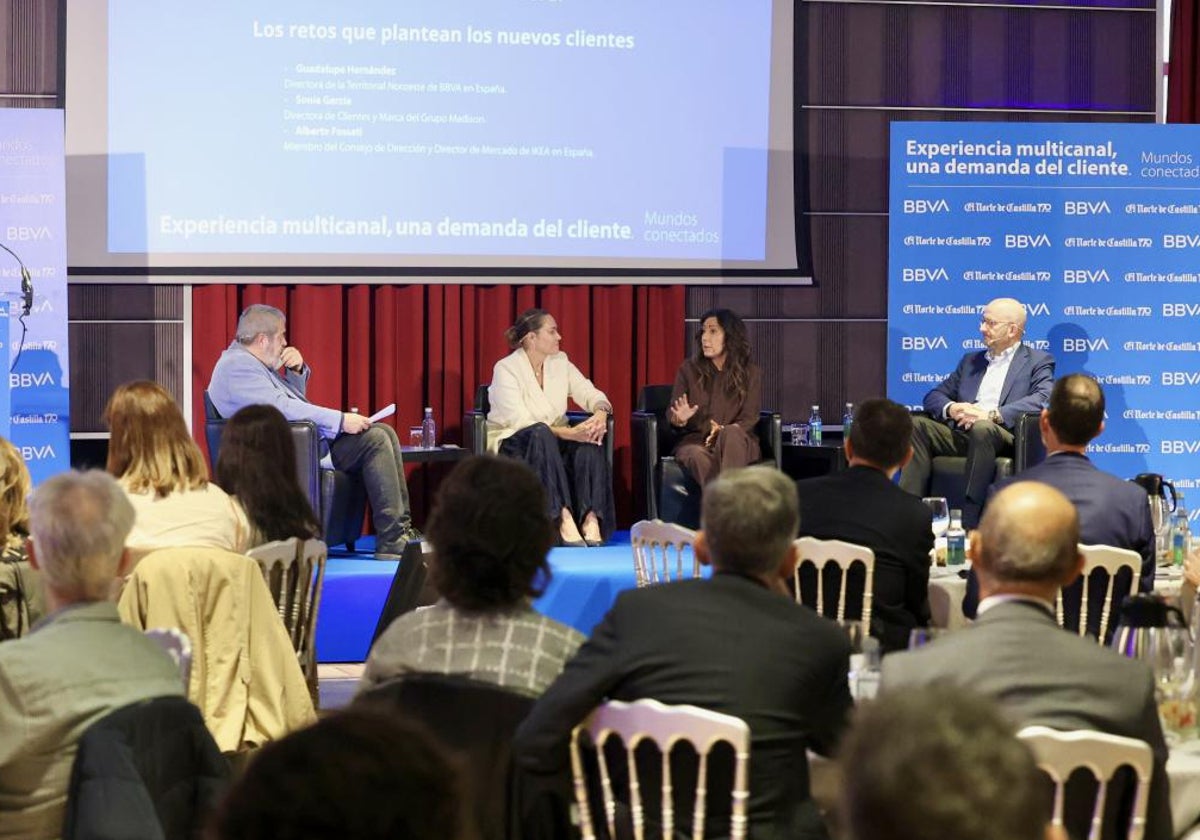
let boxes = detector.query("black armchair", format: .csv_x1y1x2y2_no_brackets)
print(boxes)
631,384,782,527
925,410,1045,509
463,384,615,467
203,392,366,551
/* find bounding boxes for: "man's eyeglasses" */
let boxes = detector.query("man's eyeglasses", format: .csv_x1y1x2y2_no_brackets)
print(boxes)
979,317,1013,328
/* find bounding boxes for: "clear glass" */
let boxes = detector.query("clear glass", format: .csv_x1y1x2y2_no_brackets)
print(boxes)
408,426,424,448
1149,627,1197,743
922,497,950,538
788,423,809,446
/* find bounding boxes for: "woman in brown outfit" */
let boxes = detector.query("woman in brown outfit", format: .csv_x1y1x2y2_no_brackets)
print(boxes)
668,308,762,487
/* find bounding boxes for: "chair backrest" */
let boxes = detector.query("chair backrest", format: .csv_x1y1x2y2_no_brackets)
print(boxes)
630,519,699,586
1060,544,1141,643
1017,725,1153,840
248,538,326,669
570,698,751,840
143,627,193,690
793,536,875,633
355,673,536,840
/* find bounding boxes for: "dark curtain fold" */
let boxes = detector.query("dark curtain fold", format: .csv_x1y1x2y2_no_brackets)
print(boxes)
1169,0,1200,122
191,284,685,527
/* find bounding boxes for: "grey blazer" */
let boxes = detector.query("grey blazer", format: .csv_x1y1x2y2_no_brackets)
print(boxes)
882,599,1172,840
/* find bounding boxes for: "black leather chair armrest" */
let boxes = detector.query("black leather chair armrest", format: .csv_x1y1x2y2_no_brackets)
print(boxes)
464,411,487,455
632,410,660,521
565,411,615,467
1012,410,1045,472
755,411,783,469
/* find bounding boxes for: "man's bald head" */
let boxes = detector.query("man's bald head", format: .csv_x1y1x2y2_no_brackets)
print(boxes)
979,298,1027,355
987,297,1026,330
975,482,1080,588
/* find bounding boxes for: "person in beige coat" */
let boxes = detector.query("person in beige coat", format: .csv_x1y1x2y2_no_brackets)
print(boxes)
486,309,614,546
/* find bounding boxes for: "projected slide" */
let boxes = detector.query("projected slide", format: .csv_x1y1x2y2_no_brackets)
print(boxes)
84,0,783,267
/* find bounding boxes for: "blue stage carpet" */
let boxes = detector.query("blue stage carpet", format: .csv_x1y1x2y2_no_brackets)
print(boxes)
316,531,643,663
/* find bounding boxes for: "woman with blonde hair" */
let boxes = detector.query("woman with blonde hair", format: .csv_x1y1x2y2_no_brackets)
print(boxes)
105,380,248,557
0,436,40,638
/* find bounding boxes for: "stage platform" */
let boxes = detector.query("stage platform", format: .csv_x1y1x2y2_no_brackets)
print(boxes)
317,531,656,663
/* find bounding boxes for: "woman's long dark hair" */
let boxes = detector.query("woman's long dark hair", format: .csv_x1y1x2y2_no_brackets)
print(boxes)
691,308,752,398
215,404,321,542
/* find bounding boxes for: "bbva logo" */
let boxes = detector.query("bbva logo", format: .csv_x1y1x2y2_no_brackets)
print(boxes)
1064,269,1110,284
18,444,55,460
901,267,949,282
1163,304,1200,317
1161,372,1200,386
1162,440,1200,454
1062,338,1109,352
1063,201,1110,215
1024,302,1050,317
900,336,948,350
902,199,949,214
9,371,56,388
1005,233,1050,248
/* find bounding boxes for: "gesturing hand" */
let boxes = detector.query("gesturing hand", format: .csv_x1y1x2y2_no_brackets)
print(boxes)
668,393,698,427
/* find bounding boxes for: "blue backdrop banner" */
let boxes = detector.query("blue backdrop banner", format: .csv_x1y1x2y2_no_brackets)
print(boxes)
889,121,1200,500
0,109,70,484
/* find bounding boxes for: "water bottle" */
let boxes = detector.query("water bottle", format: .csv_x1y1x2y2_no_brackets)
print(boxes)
421,406,437,449
808,405,823,446
855,637,882,700
946,509,966,566
842,402,854,438
1171,491,1190,565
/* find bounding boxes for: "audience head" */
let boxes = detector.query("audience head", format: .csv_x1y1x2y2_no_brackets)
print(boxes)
215,404,320,542
207,708,474,840
235,304,288,368
845,398,913,471
699,466,799,580
28,470,135,606
0,436,31,547
1044,373,1105,448
504,308,555,352
105,380,208,498
972,482,1082,599
425,455,555,612
839,683,1054,840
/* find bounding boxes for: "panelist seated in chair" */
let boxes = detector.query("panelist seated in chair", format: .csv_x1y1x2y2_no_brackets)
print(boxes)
486,308,614,547
214,405,322,551
208,304,418,560
899,296,1054,528
360,455,584,699
0,471,185,840
0,436,44,639
105,380,250,560
668,308,762,489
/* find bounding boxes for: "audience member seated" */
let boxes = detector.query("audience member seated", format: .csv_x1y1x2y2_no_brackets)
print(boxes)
205,708,474,840
882,481,1172,840
0,436,43,639
668,308,763,488
360,455,584,698
486,308,614,546
514,466,853,840
208,303,419,560
964,374,1155,634
0,471,185,840
795,398,933,653
105,380,249,559
839,683,1061,840
214,404,321,549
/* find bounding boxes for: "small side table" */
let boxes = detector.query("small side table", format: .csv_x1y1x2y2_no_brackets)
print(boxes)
782,435,846,481
400,445,472,465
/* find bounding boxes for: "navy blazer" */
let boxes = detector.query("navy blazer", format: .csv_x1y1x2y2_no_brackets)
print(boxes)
964,452,1156,629
924,344,1055,427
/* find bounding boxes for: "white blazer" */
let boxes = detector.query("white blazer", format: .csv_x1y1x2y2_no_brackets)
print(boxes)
486,349,610,453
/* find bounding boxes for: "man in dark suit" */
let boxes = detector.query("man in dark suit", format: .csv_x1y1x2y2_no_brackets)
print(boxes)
964,374,1155,630
514,466,853,840
795,398,933,653
882,482,1172,840
899,296,1055,527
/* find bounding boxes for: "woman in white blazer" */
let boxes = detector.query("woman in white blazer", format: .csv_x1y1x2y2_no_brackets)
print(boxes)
486,309,614,546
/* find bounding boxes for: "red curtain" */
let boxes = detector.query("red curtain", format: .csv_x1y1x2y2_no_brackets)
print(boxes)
1169,0,1200,122
191,283,685,526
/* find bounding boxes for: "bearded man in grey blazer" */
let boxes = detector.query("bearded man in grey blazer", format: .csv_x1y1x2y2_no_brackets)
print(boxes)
881,481,1171,840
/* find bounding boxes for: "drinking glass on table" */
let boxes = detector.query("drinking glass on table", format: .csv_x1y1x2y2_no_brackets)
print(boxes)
922,497,950,539
1149,626,1197,743
408,426,425,448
